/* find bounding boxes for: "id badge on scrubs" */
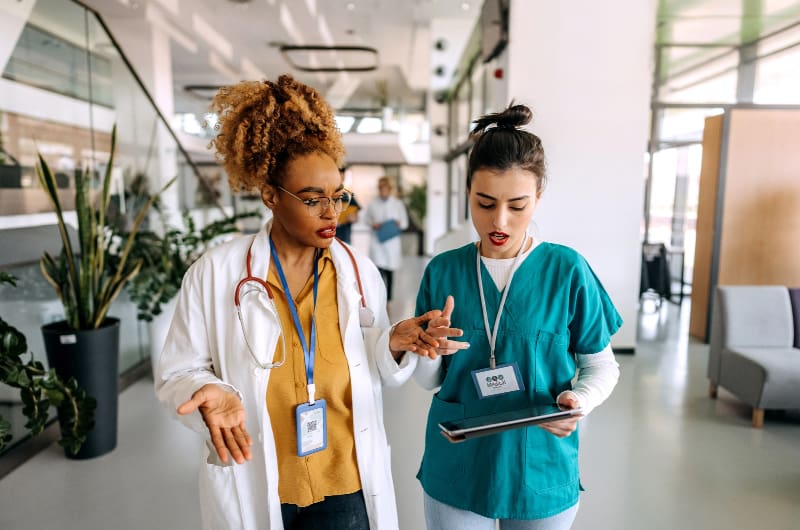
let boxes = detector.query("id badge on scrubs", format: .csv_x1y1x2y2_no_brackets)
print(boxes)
471,362,525,398
296,399,327,456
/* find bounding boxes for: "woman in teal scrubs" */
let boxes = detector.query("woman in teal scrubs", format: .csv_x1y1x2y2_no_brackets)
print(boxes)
413,103,622,530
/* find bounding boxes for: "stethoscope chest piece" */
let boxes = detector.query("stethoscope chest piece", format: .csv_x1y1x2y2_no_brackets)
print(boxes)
359,307,375,328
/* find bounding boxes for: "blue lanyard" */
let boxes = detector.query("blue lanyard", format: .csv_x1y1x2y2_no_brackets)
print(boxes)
269,237,319,391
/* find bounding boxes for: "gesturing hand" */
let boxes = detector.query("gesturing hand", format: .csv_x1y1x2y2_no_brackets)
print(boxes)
538,392,584,438
178,384,253,464
390,295,470,359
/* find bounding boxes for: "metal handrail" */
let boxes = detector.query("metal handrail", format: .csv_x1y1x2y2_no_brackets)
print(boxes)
71,0,225,214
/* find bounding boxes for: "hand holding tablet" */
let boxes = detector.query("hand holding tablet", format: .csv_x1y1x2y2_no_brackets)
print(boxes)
439,404,584,443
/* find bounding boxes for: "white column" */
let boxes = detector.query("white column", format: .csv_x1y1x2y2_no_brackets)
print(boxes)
502,0,656,349
106,19,181,226
150,27,180,224
424,97,449,256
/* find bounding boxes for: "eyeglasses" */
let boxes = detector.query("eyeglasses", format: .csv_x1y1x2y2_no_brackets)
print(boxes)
278,186,353,217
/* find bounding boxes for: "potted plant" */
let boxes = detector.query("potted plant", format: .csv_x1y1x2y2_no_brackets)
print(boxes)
125,210,258,322
121,210,259,373
406,183,427,256
407,182,427,230
36,125,173,459
0,273,94,455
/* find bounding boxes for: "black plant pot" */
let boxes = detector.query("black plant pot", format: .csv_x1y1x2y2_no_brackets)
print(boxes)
42,318,120,459
0,164,23,188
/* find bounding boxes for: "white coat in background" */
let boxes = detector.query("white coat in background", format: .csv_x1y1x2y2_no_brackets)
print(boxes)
363,195,409,271
155,220,419,530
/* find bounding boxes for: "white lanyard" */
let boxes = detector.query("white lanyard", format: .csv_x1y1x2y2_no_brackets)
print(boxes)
476,236,529,369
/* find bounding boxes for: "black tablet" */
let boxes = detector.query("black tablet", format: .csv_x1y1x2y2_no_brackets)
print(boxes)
438,405,583,443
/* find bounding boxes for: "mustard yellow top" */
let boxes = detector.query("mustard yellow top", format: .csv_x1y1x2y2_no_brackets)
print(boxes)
266,249,361,507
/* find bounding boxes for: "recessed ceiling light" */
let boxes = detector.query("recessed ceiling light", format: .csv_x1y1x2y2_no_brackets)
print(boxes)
461,2,470,10
346,2,355,10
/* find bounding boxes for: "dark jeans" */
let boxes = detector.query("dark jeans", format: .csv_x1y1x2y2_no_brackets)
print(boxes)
280,491,369,530
378,268,394,301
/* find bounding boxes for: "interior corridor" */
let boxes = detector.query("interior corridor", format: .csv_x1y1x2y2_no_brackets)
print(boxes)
1,254,798,530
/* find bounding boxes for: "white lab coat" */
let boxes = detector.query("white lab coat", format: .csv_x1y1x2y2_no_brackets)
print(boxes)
363,196,409,271
155,221,418,530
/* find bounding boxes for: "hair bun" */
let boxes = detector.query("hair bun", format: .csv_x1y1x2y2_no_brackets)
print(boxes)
471,102,532,136
496,103,532,128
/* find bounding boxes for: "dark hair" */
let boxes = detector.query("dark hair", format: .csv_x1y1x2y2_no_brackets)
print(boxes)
467,103,547,193
209,75,344,192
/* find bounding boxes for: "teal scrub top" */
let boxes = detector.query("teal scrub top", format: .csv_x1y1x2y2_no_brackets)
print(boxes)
415,242,622,520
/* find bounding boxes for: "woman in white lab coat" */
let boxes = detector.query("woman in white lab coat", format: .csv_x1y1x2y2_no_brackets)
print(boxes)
155,75,467,530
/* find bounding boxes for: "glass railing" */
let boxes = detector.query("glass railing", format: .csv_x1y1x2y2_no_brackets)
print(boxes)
0,0,221,457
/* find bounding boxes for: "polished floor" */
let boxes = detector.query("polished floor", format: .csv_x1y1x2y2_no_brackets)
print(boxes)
1,255,799,530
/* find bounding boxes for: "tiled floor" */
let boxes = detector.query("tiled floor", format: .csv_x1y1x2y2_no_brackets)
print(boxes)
1,255,799,530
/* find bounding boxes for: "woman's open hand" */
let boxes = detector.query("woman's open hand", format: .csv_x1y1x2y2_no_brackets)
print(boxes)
390,295,470,359
178,384,253,464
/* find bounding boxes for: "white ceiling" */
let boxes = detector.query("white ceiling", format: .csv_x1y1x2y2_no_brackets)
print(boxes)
81,0,480,115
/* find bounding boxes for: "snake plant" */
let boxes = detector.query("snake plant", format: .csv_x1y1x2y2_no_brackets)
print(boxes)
37,125,175,330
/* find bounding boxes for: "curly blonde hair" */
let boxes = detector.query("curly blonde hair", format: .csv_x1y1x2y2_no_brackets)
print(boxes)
209,75,345,192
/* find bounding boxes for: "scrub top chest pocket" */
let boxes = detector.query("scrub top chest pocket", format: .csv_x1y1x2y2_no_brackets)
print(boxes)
532,330,573,400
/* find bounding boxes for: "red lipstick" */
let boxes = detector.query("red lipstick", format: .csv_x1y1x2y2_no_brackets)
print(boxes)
488,231,509,246
317,225,337,239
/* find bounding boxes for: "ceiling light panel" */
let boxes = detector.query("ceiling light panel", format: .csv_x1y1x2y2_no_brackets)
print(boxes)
317,15,335,46
193,13,234,60
280,3,305,45
305,0,317,17
209,51,240,81
146,4,198,53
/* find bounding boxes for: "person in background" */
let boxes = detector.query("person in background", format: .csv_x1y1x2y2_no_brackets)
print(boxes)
155,75,466,530
363,176,408,301
336,167,361,245
411,103,622,530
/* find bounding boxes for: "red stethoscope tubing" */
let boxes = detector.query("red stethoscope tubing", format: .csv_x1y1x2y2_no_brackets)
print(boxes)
234,244,274,305
234,237,365,308
233,237,370,370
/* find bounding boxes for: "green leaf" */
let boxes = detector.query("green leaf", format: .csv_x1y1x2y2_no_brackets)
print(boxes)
36,154,82,325
0,280,95,454
0,416,12,452
1,316,28,357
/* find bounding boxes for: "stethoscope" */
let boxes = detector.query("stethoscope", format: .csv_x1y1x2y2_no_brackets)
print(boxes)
234,235,373,370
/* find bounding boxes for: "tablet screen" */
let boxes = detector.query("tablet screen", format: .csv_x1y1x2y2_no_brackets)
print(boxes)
439,404,581,439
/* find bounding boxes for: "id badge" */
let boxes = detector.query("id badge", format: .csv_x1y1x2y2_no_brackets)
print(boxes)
296,399,327,456
471,362,525,398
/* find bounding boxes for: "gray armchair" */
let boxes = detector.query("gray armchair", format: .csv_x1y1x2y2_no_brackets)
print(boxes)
708,285,800,428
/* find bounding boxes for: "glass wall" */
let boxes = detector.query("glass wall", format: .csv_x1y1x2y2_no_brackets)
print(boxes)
0,0,201,455
646,4,800,302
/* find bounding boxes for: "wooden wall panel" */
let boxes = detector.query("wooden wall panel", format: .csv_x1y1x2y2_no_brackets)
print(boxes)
717,109,800,287
689,115,723,340
690,109,800,342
